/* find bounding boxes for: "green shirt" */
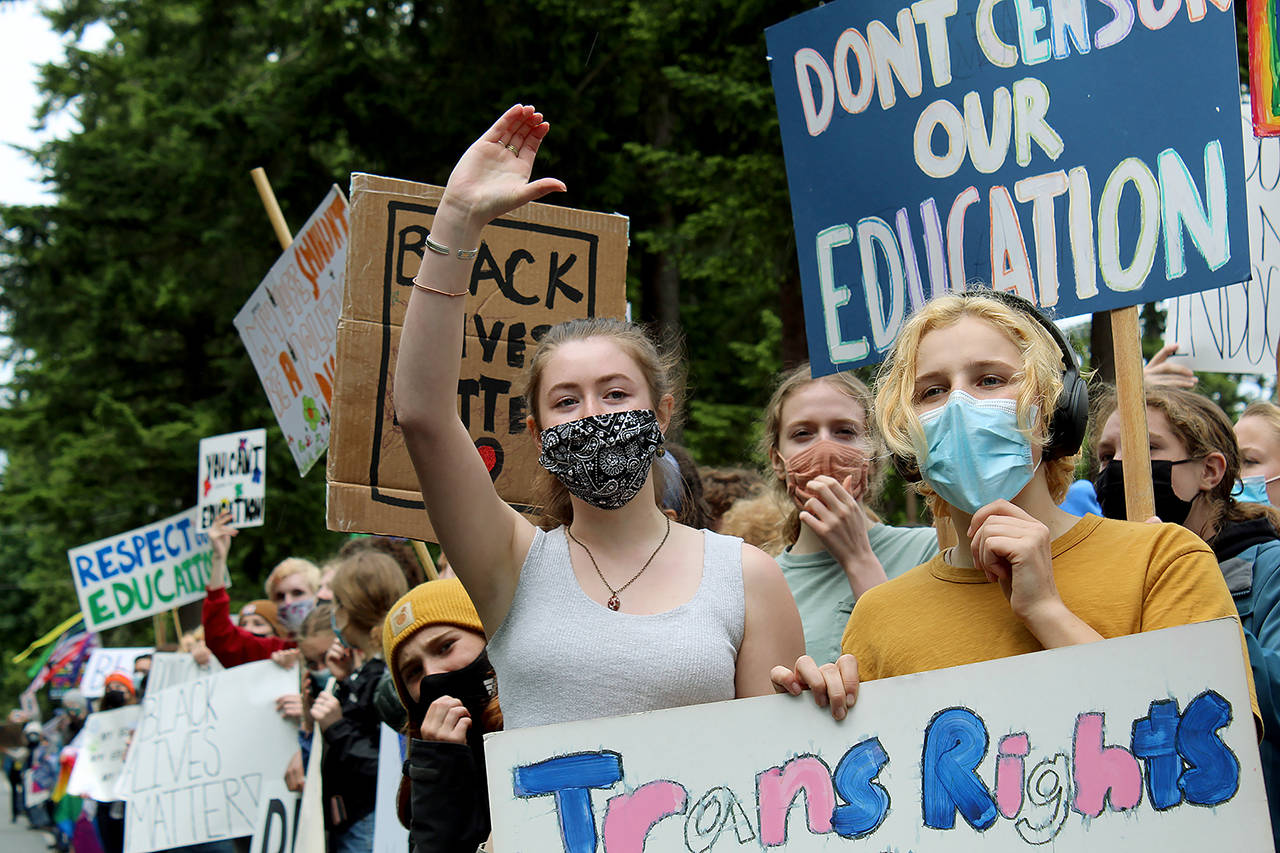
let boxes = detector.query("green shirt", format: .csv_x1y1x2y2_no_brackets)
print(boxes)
777,523,939,665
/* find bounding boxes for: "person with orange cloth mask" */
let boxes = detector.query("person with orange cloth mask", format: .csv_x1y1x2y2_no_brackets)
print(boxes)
760,364,939,665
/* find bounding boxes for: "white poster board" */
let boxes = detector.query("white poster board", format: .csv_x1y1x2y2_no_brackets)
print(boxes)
235,186,348,476
80,647,152,699
66,705,142,801
118,659,297,853
145,651,223,694
373,723,408,853
249,791,301,853
198,428,267,530
67,508,212,632
1166,98,1280,374
485,619,1268,852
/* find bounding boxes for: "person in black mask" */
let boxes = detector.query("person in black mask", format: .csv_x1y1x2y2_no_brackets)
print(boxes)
1095,385,1280,849
381,578,497,853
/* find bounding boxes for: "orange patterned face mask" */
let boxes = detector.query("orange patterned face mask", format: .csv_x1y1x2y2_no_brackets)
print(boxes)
780,439,870,507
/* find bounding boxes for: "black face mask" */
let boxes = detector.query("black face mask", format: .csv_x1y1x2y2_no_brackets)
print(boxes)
1094,459,1198,525
537,410,665,510
99,690,130,711
409,649,496,739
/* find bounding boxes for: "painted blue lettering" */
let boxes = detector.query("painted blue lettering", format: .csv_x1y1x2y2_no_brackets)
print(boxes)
163,523,182,558
96,545,118,580
513,751,623,853
1131,699,1182,809
145,530,164,563
1177,690,1240,806
114,539,138,573
74,555,98,585
173,517,194,553
831,737,890,838
922,708,998,830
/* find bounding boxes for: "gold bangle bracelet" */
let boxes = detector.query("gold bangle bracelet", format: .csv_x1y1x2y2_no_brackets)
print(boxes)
412,276,468,298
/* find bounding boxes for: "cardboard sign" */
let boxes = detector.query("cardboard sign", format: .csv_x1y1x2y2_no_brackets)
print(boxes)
79,647,153,699
66,706,141,801
766,0,1250,375
119,660,296,853
373,723,408,853
235,186,349,476
1166,97,1280,374
145,651,223,694
197,428,267,530
68,508,213,632
485,619,1268,852
326,174,628,541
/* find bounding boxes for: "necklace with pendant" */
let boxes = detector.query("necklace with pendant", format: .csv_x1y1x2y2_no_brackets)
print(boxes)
567,515,672,611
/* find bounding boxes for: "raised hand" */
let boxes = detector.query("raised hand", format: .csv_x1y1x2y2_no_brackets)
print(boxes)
438,104,567,232
1143,342,1197,388
209,511,238,562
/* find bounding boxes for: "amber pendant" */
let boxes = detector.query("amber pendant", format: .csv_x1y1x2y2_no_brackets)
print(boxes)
607,595,621,611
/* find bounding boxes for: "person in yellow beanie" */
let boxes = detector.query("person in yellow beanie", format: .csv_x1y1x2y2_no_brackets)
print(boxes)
382,577,498,853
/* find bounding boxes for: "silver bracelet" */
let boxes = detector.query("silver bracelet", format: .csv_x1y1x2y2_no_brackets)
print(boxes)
425,233,479,260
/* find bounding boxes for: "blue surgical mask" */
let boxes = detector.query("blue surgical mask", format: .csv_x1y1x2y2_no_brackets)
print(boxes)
1234,474,1279,505
917,391,1038,515
330,610,351,649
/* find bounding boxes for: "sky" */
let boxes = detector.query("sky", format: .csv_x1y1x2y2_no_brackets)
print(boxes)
0,0,109,207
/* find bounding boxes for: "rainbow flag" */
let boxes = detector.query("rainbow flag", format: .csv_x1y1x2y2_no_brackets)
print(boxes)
1250,0,1280,135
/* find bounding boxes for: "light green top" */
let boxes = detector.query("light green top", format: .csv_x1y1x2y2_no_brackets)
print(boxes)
777,523,939,665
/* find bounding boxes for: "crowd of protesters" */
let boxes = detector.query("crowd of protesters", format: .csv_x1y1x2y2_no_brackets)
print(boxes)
6,105,1280,853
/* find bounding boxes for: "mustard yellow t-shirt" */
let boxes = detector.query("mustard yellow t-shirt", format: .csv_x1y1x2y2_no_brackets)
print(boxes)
842,515,1259,723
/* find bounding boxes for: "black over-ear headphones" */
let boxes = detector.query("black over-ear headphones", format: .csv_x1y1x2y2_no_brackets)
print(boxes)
892,288,1089,483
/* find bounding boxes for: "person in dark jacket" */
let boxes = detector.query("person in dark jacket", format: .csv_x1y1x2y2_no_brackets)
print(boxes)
310,550,407,853
1095,385,1280,849
382,578,499,853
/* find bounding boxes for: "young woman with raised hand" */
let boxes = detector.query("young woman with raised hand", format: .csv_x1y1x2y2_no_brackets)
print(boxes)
393,104,803,728
1094,387,1280,846
761,364,937,666
771,290,1253,723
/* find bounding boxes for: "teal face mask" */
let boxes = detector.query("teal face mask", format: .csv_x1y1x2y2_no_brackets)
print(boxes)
1234,474,1279,505
330,609,351,649
917,391,1038,515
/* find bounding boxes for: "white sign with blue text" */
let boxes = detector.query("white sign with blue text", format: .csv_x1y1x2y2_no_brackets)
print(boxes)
485,619,1268,851
766,0,1250,375
68,508,212,632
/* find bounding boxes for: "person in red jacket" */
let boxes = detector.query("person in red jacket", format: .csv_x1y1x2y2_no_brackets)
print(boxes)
201,511,297,667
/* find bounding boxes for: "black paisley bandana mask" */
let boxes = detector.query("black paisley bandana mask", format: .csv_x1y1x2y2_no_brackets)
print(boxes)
537,410,665,510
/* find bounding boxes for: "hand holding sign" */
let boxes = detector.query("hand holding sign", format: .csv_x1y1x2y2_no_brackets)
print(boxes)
769,653,860,720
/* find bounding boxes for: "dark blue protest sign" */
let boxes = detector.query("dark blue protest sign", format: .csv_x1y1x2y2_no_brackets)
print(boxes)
767,0,1248,375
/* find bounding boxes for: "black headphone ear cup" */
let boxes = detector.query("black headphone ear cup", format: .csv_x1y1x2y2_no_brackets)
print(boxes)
1047,368,1090,459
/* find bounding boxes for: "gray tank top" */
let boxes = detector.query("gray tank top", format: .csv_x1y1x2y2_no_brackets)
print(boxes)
488,525,746,729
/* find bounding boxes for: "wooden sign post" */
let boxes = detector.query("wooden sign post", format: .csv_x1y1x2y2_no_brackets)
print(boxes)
1110,307,1155,522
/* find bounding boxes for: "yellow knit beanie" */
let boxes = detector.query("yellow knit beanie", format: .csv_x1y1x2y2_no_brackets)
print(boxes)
381,578,485,707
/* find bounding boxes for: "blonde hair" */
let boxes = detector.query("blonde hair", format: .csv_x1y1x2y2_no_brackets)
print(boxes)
874,293,1076,517
1094,387,1280,538
759,363,885,545
265,557,321,600
328,551,409,653
1241,401,1280,437
521,318,685,529
718,492,790,556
